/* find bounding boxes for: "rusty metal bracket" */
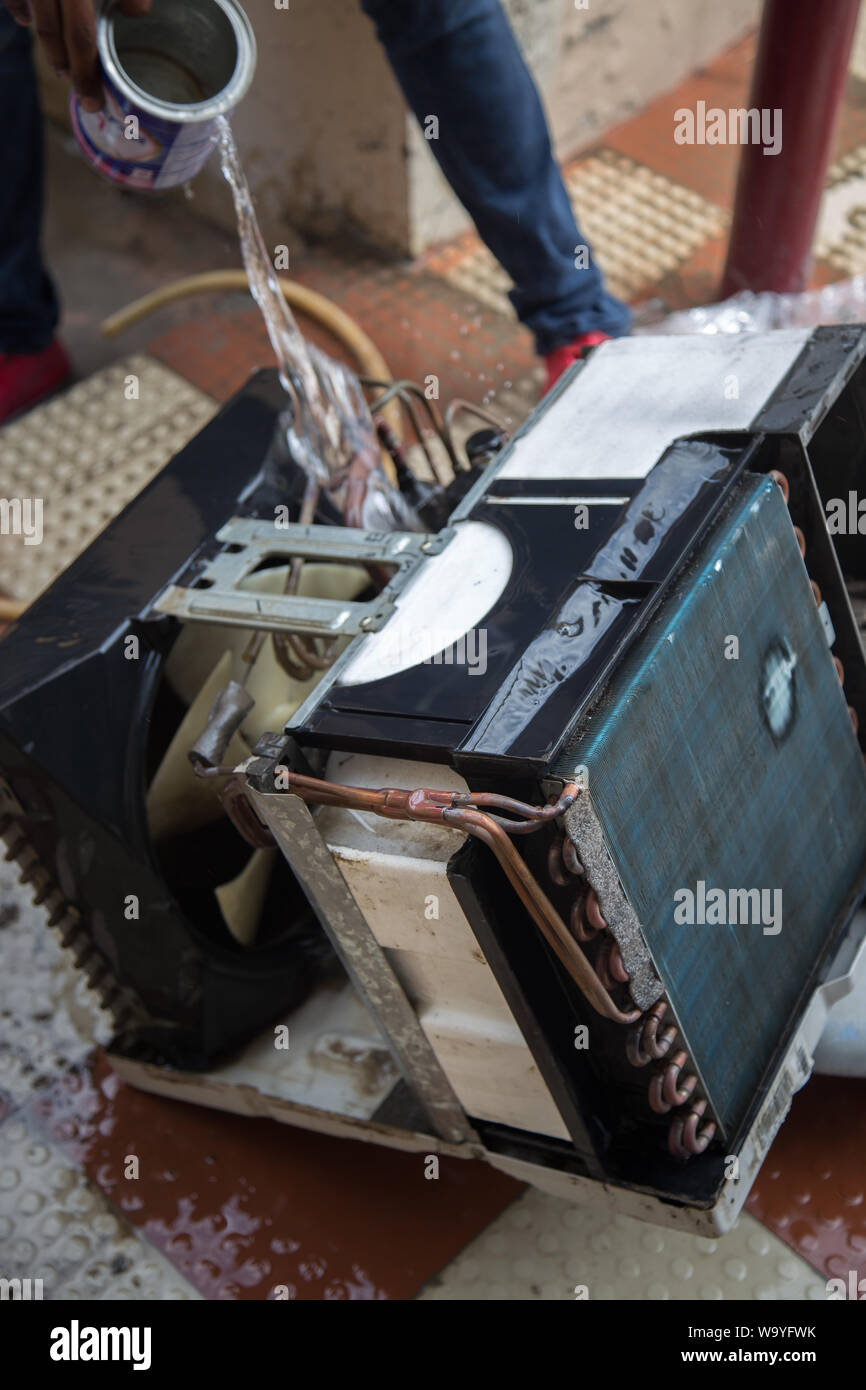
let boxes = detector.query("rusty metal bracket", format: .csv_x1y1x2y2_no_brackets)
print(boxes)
218,779,275,849
246,785,477,1147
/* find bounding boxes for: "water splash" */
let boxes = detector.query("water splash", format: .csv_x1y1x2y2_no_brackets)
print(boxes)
216,115,376,487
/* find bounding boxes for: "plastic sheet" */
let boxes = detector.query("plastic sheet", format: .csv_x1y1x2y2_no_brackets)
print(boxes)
634,274,866,336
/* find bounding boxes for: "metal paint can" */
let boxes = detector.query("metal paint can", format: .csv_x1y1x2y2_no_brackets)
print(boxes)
70,0,256,191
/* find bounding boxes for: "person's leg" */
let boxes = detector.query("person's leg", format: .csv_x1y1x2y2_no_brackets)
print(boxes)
0,8,60,355
359,0,630,354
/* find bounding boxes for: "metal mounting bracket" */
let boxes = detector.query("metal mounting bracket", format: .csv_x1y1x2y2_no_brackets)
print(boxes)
152,518,453,637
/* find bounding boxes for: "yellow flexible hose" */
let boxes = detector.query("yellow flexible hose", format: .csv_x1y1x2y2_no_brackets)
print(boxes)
100,270,402,443
0,596,25,623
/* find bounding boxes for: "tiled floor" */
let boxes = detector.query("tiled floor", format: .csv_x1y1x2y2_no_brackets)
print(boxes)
3,26,866,1300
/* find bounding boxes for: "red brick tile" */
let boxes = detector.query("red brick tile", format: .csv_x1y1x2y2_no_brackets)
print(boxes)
606,40,755,210
747,1075,866,1285
34,1053,522,1301
148,258,535,414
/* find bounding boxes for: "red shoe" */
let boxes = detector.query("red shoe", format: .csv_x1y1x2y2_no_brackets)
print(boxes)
543,330,611,394
0,339,70,424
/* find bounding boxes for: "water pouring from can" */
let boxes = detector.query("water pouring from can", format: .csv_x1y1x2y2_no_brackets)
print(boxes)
70,0,256,190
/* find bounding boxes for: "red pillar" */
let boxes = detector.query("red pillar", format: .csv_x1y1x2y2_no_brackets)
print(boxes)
720,0,861,298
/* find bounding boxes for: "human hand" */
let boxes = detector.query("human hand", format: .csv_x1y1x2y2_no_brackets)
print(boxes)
4,0,152,112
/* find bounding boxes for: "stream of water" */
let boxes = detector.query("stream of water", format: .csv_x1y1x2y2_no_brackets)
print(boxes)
216,116,371,485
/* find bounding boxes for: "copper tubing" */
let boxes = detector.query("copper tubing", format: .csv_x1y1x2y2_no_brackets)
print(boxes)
648,1069,671,1114
570,894,600,944
568,888,606,942
596,936,629,989
441,806,639,1024
632,1011,717,1155
444,397,509,440
850,706,860,735
641,1001,678,1059
421,784,580,836
668,1099,717,1161
271,771,402,813
341,434,391,533
769,469,790,504
562,838,584,876
547,833,583,886
277,769,635,1023
547,836,571,886
585,888,607,932
364,377,460,479
367,381,445,483
811,580,822,606
662,1051,697,1108
648,1050,697,1114
626,1001,678,1067
596,938,615,989
626,1026,649,1069
449,785,579,823
609,940,630,983
269,634,312,682
833,656,845,686
793,525,806,558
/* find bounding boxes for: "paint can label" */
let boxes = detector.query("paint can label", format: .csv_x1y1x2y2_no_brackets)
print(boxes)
70,81,220,191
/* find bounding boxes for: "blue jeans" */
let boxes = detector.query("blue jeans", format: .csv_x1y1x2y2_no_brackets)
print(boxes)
0,2,629,358
0,9,59,354
359,0,630,352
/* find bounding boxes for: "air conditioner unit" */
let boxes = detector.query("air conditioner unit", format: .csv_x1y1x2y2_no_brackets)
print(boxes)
2,327,864,1233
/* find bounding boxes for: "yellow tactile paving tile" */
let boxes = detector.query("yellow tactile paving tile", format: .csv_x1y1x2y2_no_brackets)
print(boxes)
425,149,729,319
0,357,215,604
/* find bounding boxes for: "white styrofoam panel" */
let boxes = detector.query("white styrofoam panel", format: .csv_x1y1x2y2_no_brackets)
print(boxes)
319,753,571,1141
418,1005,571,1140
496,330,812,481
389,948,509,1014
205,980,399,1120
332,852,482,960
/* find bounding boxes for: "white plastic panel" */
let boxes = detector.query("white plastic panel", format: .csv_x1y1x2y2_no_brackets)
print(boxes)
340,520,513,685
495,331,811,482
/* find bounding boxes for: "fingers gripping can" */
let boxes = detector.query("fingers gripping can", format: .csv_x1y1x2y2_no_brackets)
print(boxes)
70,0,256,191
